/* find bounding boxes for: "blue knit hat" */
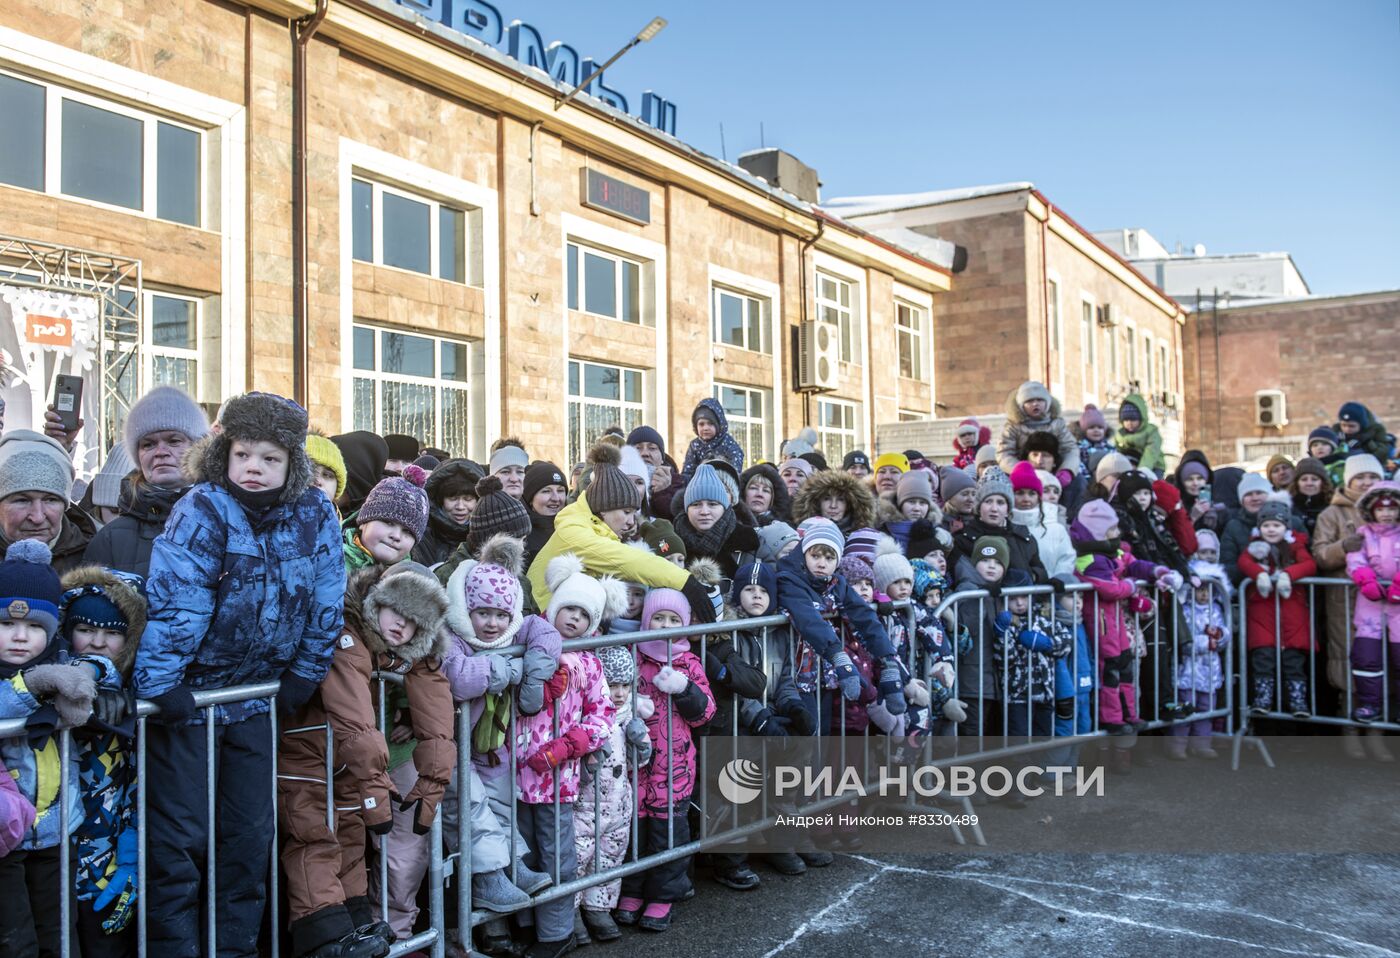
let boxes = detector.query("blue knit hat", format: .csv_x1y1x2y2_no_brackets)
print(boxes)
796,517,844,560
730,561,777,614
684,463,730,509
0,540,62,641
626,425,666,455
1337,402,1369,427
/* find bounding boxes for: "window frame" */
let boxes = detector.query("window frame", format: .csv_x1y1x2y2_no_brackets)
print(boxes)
567,241,646,325
350,321,476,455
1142,331,1155,394
1079,293,1097,402
712,381,771,464
816,396,861,463
566,358,649,467
0,66,205,226
814,268,861,365
352,175,470,284
710,283,771,353
894,297,928,383
1046,272,1064,394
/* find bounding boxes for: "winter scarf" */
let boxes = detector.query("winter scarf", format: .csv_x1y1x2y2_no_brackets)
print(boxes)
674,508,738,561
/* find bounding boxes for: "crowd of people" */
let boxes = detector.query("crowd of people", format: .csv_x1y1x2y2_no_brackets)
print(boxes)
0,380,1396,958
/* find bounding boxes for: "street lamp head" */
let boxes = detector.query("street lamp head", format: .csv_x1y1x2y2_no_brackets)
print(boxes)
636,17,667,42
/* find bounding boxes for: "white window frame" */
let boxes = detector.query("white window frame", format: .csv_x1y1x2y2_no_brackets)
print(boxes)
894,298,928,383
1159,342,1170,397
710,283,771,353
143,290,202,394
898,408,924,422
1079,293,1097,403
352,176,474,284
339,138,501,445
1046,271,1064,394
813,257,864,366
1142,331,1155,394
816,396,861,463
1124,321,1137,383
712,382,771,464
568,358,649,467
1104,313,1118,383
567,241,646,324
707,264,783,445
350,322,478,455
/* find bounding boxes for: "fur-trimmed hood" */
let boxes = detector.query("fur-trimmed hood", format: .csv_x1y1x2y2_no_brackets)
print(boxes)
185,392,313,504
1358,480,1400,523
444,534,525,651
739,463,793,524
792,469,877,530
1004,387,1064,427
59,565,147,676
348,562,451,663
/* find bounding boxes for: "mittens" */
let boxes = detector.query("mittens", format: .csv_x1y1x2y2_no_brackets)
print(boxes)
1156,570,1183,592
993,610,1014,636
752,708,788,736
1247,540,1272,561
904,678,931,708
149,685,196,724
633,693,656,721
524,737,573,773
1353,567,1383,601
1275,571,1292,599
277,673,319,717
877,659,907,715
866,700,905,736
782,702,817,737
624,717,653,766
1054,697,1075,721
485,655,514,695
652,665,689,695
516,679,545,716
23,664,97,727
90,687,131,728
1255,572,1273,598
941,698,968,723
1388,579,1400,604
933,527,953,550
829,650,861,701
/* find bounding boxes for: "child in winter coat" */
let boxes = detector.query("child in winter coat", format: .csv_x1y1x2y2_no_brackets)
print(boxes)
1069,500,1179,733
1168,562,1231,759
839,553,875,603
517,556,616,957
1345,481,1400,724
61,565,147,957
1151,480,1200,558
342,467,430,572
952,419,988,472
870,541,955,736
729,562,807,738
0,754,35,858
1238,500,1318,717
1051,579,1095,739
617,589,715,933
282,561,455,956
996,381,1082,478
991,569,1071,738
574,646,653,943
1074,405,1115,483
1114,394,1165,477
134,391,345,958
680,398,745,481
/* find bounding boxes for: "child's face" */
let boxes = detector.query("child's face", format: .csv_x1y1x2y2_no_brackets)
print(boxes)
886,579,913,602
1196,547,1219,564
553,605,591,639
1183,473,1207,495
1193,585,1213,605
0,621,48,666
312,465,340,503
1022,398,1048,419
901,498,930,520
851,578,874,602
975,558,1005,583
1270,463,1295,488
978,496,1008,525
1339,420,1359,437
648,609,684,631
1057,592,1082,616
228,439,289,492
624,584,647,619
1121,419,1141,434
1026,450,1056,471
1041,483,1061,505
819,496,847,522
666,551,688,567
1084,424,1106,442
1309,440,1335,459
1007,594,1029,616
609,682,631,710
1104,523,1122,541
495,464,526,498
875,466,902,493
804,545,838,579
69,623,128,662
923,550,947,574
360,519,416,564
1374,504,1400,525
469,607,511,644
696,419,717,441
1131,489,1153,511
745,479,772,514
947,488,977,515
957,430,978,450
739,584,770,617
1014,488,1040,511
923,587,943,608
444,493,477,524
600,507,639,540
377,606,418,647
687,500,724,531
1296,474,1324,496
1259,519,1287,544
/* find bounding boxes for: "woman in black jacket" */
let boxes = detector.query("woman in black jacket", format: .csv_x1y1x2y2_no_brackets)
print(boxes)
411,459,481,566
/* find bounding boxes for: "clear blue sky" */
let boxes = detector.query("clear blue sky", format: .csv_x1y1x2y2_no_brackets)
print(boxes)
497,0,1398,296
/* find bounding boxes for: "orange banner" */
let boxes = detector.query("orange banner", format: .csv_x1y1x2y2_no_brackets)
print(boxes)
24,313,73,348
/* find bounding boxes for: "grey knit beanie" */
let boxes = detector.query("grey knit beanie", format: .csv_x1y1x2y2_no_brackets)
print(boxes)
0,430,75,503
584,444,641,515
90,442,135,510
123,385,210,464
975,470,1013,508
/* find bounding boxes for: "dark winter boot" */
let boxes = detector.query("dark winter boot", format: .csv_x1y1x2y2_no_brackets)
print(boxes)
291,905,388,958
476,917,520,957
1249,676,1275,716
1286,680,1310,718
344,897,394,951
525,936,577,958
762,852,807,875
572,910,591,947
711,861,761,891
581,908,621,942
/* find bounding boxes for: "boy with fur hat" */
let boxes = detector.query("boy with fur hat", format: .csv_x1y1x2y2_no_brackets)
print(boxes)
680,398,745,481
0,542,121,957
1114,394,1165,477
996,381,1082,478
1238,499,1317,717
134,391,345,956
343,466,430,571
280,561,455,957
1168,561,1231,759
518,555,617,953
1345,481,1400,724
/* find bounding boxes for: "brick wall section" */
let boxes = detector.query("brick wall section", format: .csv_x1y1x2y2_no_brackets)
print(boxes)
1184,292,1400,464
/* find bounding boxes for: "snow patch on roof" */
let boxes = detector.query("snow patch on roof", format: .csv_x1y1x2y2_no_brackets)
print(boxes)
866,227,957,270
823,183,1034,217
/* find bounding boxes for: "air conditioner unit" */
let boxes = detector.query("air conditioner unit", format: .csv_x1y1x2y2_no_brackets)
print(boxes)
1255,389,1288,428
1096,304,1117,328
797,320,838,392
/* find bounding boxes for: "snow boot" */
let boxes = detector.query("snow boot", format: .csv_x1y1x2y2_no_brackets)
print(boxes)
475,868,534,913
581,909,620,942
1249,676,1275,716
1286,680,1310,718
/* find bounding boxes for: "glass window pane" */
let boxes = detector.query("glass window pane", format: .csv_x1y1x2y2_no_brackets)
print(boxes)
718,291,743,346
380,331,435,377
623,406,643,434
567,400,582,467
624,370,641,403
352,377,375,432
568,360,580,397
152,354,196,392
0,74,45,191
441,387,470,458
61,99,143,210
439,206,464,282
440,340,468,383
150,295,196,350
381,191,431,274
352,179,373,262
584,402,612,452
621,260,640,323
583,363,619,400
583,251,616,317
566,244,578,310
747,298,765,352
380,380,434,444
353,326,374,370
156,122,200,226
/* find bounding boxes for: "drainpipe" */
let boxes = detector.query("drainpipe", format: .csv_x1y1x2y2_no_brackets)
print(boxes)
1036,203,1051,385
291,0,328,408
797,219,825,429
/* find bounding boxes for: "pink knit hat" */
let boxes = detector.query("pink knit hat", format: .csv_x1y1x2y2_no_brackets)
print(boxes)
1079,404,1107,430
638,587,691,661
1009,461,1043,495
1076,499,1120,540
463,560,520,614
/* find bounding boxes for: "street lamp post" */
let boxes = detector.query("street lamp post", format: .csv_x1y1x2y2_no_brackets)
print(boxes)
554,16,667,111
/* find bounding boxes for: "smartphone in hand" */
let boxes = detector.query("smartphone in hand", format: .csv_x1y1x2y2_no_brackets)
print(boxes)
53,374,84,433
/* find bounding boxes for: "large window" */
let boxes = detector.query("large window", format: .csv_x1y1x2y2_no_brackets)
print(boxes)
713,383,770,464
567,359,646,466
0,70,202,225
1047,278,1061,356
1080,298,1096,397
816,270,859,363
352,178,467,282
1125,325,1137,380
352,324,474,455
567,243,642,323
711,285,769,353
895,299,927,381
816,398,860,463
1142,333,1155,393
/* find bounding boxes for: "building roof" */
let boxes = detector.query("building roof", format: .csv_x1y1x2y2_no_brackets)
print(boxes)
822,183,1034,218
1210,288,1400,312
862,227,959,271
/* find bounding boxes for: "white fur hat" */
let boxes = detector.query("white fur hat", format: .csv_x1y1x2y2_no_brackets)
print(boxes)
544,553,629,637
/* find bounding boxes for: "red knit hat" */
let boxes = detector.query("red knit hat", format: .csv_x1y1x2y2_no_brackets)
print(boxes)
1152,480,1181,512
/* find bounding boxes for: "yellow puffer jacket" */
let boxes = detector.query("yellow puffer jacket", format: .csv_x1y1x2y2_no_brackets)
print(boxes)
527,494,689,608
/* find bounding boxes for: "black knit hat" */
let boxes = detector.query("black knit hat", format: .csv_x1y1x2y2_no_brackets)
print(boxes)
383,434,420,461
584,444,641,515
1023,430,1060,458
465,475,531,555
1117,470,1155,506
523,460,568,504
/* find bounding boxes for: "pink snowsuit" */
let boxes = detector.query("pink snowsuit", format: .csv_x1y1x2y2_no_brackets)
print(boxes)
1,754,36,857
635,649,715,817
1345,485,1400,714
1071,537,1159,729
514,651,613,805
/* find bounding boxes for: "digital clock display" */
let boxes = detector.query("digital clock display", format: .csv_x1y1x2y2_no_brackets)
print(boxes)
582,169,651,225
